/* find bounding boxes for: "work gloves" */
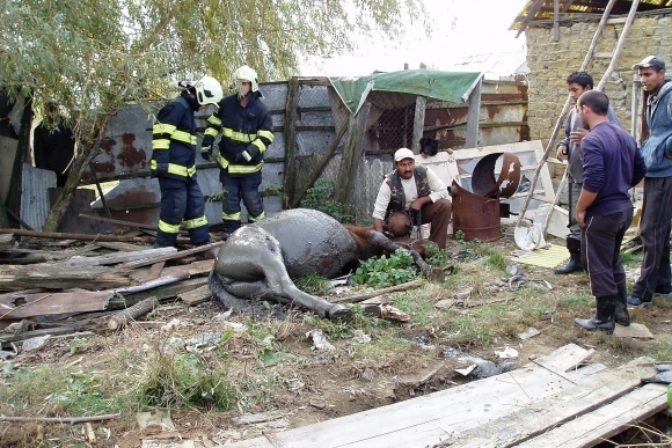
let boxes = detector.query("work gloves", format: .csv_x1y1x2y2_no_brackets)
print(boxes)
200,136,215,162
154,162,169,177
235,144,261,163
200,144,213,162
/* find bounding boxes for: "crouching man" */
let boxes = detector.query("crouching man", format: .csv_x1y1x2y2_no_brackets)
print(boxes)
573,91,645,333
372,148,452,249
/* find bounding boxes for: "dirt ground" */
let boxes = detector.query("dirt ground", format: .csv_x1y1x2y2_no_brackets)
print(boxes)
1,228,671,447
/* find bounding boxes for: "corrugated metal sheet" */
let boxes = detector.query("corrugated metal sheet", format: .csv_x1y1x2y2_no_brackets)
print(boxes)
20,164,56,231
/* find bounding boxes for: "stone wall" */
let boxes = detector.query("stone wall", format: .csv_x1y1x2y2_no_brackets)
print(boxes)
525,15,672,147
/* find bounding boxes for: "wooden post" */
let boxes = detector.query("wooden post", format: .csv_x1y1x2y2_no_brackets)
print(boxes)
552,0,560,42
334,103,371,205
464,77,482,149
596,0,640,91
412,96,426,152
516,0,618,227
282,77,301,209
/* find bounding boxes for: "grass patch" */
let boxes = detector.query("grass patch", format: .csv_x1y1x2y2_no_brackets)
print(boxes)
352,335,414,361
351,249,419,288
644,339,672,362
391,292,436,327
443,315,494,347
138,351,235,411
1,365,135,416
295,273,332,295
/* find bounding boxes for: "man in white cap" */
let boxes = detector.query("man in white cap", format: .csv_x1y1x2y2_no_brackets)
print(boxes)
372,147,452,249
628,55,672,308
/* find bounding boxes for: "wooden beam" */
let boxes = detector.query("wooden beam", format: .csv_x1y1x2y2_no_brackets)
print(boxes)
596,0,641,92
464,77,483,149
0,228,151,243
553,0,560,41
117,241,223,270
282,77,301,209
334,103,371,205
412,96,427,152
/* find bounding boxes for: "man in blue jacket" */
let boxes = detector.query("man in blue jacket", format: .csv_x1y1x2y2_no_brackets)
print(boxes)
574,91,646,333
201,65,274,238
554,71,621,275
627,56,672,308
151,76,223,248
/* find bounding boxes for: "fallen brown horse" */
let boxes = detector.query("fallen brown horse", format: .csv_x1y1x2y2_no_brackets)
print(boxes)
209,208,432,321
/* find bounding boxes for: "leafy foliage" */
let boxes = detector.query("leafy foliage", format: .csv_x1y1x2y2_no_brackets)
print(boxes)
351,249,418,288
300,178,353,223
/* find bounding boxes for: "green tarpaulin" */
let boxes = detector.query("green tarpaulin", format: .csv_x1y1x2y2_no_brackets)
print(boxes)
329,69,483,114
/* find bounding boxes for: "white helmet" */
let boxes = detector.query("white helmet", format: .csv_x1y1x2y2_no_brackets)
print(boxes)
234,65,260,94
179,76,223,106
192,75,223,106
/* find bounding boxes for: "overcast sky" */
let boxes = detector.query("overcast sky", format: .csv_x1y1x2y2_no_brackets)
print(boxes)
301,0,529,77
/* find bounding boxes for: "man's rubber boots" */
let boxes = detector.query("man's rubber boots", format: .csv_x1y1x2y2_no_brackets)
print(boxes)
614,285,630,326
555,236,584,275
574,295,616,334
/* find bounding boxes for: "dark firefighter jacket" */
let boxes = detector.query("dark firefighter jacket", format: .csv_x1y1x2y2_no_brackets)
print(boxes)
151,91,199,181
201,92,274,176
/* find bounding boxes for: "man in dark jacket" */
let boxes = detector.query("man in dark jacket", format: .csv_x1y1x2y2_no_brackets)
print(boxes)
201,65,274,237
372,148,452,249
151,76,223,248
33,101,75,188
554,72,621,275
573,91,646,334
627,56,672,308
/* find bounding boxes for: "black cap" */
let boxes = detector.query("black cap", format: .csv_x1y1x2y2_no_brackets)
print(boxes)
633,55,666,71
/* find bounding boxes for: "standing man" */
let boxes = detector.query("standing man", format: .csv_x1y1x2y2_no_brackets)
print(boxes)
33,101,76,188
627,56,672,308
372,148,452,249
151,76,223,248
574,91,645,333
201,65,274,238
555,72,621,275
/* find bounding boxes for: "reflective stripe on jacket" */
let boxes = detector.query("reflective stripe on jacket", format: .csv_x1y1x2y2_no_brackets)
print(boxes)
151,92,199,181
203,93,274,176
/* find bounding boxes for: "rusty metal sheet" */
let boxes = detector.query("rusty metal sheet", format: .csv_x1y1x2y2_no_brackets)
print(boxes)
451,181,501,242
471,152,521,198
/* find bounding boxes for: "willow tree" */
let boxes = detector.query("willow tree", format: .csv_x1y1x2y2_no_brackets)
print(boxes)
0,0,425,231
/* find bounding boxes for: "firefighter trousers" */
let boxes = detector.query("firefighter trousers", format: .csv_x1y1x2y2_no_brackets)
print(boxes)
155,177,210,247
220,171,264,234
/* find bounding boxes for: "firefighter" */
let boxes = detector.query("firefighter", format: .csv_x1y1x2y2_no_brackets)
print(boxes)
151,75,223,248
200,65,274,238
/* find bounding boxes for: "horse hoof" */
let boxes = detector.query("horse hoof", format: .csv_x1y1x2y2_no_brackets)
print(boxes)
328,305,353,323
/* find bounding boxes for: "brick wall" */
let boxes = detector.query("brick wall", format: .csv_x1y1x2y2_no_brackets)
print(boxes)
525,15,672,147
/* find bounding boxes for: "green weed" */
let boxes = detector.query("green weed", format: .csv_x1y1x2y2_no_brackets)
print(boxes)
351,249,419,288
300,178,353,223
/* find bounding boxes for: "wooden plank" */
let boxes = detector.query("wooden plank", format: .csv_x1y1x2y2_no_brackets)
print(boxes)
446,359,656,448
128,259,212,283
0,265,130,292
536,343,594,373
66,247,176,267
178,284,212,306
0,290,113,319
142,261,165,282
232,344,593,448
118,241,224,270
94,241,150,252
517,384,668,448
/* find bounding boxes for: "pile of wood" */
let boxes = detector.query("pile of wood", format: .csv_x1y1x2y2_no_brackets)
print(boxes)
0,231,221,348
